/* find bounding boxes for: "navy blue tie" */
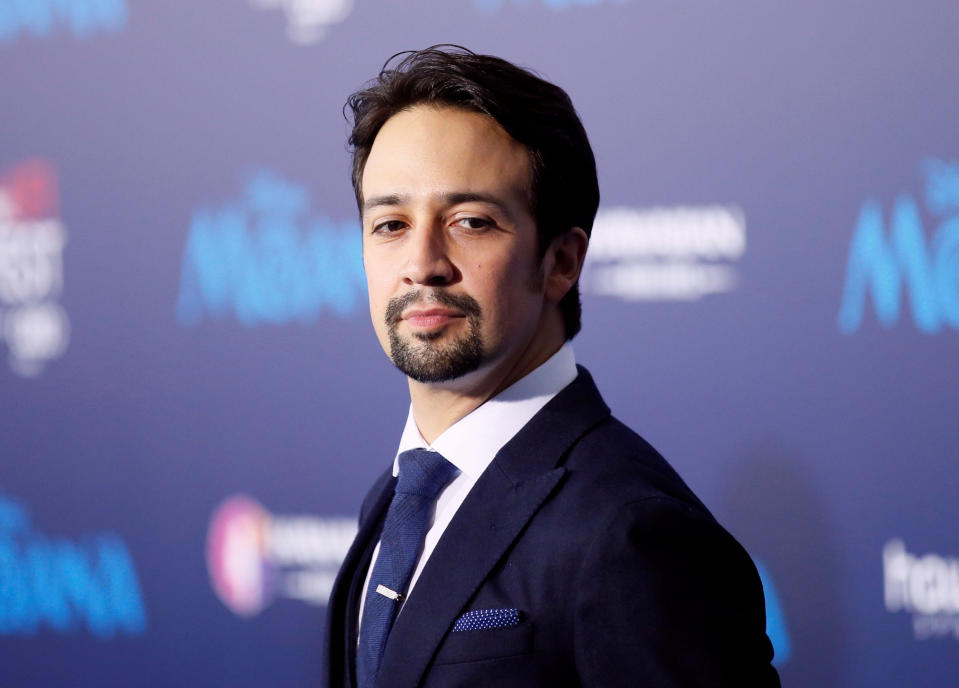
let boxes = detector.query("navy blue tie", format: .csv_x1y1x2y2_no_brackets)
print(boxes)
356,448,459,688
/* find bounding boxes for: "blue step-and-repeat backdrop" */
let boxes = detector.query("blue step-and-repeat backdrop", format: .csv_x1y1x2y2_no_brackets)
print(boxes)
2,1,957,686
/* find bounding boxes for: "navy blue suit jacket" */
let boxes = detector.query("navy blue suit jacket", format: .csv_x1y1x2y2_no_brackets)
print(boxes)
325,367,781,687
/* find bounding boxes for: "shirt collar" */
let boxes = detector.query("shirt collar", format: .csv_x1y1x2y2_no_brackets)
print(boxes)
393,343,578,478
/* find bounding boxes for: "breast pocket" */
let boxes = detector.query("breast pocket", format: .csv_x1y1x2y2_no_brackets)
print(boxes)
432,619,534,666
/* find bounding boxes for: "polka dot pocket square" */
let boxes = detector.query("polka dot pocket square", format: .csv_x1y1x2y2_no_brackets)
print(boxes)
451,608,522,632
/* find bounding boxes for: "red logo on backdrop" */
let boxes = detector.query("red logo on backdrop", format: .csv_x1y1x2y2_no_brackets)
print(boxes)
0,159,59,220
206,495,276,617
0,159,70,377
205,494,357,617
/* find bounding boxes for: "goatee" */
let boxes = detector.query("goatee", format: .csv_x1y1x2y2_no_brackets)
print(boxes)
385,290,484,383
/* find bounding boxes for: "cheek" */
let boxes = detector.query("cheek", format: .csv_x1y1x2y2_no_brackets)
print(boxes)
363,272,389,328
363,259,389,300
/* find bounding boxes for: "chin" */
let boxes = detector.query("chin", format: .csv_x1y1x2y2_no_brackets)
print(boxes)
389,332,484,384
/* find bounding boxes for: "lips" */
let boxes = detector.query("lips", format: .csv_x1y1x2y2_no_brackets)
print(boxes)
385,289,482,330
402,308,465,328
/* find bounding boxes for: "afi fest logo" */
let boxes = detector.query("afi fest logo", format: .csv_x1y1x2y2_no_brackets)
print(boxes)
206,495,357,616
249,0,353,44
838,158,959,334
581,205,746,302
0,159,70,376
884,539,959,641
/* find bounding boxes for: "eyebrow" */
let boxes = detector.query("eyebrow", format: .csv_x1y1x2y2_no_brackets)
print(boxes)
362,191,516,222
363,193,406,211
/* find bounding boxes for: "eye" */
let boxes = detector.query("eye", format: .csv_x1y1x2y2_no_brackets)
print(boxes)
452,216,492,231
371,219,406,235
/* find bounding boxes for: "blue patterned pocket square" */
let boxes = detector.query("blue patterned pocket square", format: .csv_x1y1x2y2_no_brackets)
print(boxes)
452,608,521,632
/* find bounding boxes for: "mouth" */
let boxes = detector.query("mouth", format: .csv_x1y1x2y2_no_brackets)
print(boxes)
401,308,466,330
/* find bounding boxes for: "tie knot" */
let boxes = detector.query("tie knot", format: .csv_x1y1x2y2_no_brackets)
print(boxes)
396,448,459,499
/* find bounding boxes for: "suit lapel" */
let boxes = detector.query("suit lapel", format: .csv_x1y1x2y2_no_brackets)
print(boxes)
376,464,566,688
326,468,396,688
374,367,611,688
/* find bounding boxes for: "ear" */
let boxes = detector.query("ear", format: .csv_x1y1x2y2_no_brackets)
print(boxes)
544,226,589,303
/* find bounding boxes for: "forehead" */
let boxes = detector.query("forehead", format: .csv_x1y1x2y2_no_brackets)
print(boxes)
361,105,532,208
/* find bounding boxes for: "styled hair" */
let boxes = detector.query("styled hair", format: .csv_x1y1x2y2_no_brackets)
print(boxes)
345,45,599,340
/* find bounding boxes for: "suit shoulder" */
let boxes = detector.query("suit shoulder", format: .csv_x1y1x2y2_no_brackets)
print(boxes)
562,415,712,519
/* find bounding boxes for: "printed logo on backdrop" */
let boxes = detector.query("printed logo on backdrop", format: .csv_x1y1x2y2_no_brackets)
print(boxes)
249,0,353,44
474,0,629,13
0,159,70,377
0,0,127,43
0,493,147,637
176,168,364,327
884,539,959,641
581,205,746,301
755,559,791,667
206,495,357,616
838,158,959,334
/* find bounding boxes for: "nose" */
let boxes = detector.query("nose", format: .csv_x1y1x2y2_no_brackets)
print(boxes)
400,224,457,287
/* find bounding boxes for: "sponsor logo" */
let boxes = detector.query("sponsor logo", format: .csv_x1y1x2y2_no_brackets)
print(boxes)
0,159,70,377
206,495,357,616
0,493,147,637
884,538,959,641
755,559,791,666
474,0,629,13
838,159,959,334
0,0,127,43
249,0,353,44
176,168,365,327
581,205,746,301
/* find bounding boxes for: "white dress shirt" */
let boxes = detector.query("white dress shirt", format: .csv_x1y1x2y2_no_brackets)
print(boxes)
357,343,578,626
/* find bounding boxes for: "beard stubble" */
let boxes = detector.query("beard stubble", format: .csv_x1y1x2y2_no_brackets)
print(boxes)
385,289,485,383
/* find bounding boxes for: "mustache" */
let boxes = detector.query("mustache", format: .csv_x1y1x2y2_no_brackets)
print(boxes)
385,289,482,326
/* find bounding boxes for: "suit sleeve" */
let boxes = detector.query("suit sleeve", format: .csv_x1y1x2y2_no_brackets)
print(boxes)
572,496,781,687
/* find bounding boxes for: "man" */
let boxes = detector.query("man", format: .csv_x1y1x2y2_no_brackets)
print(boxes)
326,46,780,687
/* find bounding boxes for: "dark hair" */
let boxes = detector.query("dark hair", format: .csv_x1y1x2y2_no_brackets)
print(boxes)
345,45,599,340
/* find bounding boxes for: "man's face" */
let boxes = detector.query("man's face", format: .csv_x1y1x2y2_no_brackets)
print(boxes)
360,105,547,385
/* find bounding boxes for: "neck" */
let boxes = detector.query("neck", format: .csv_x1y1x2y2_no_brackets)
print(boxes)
408,322,565,444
